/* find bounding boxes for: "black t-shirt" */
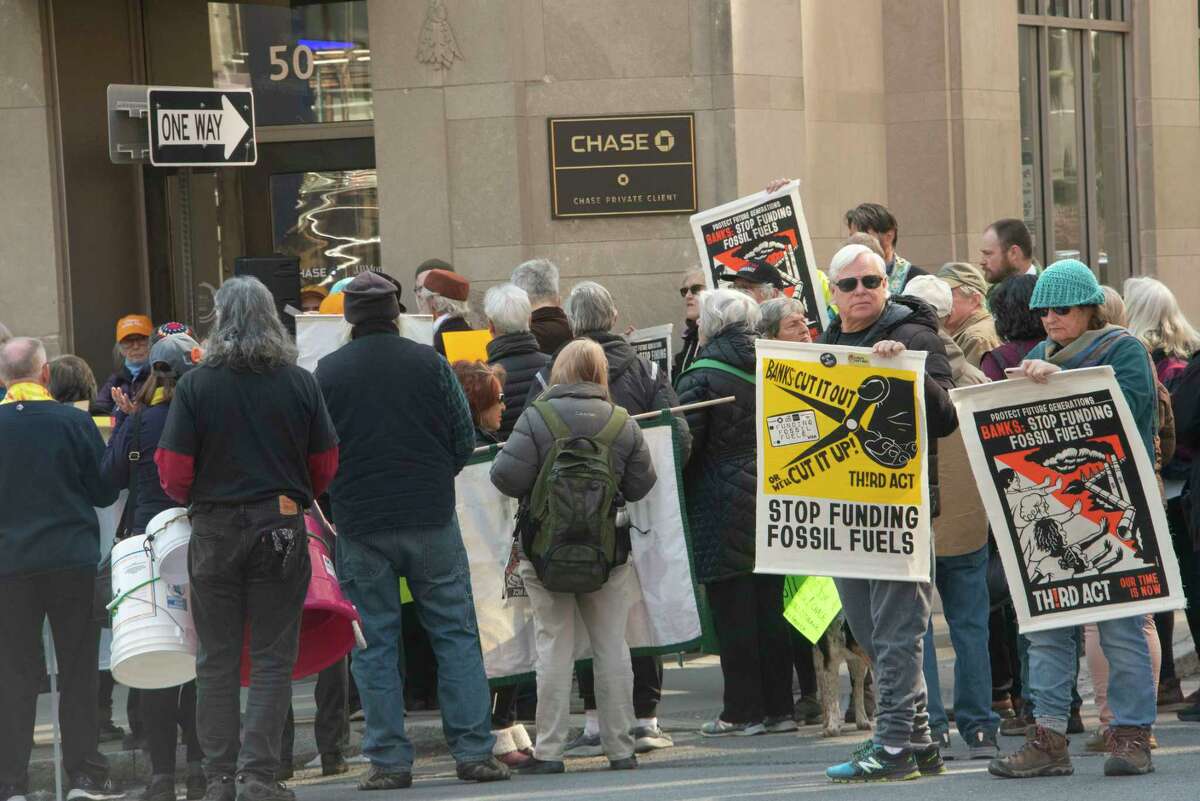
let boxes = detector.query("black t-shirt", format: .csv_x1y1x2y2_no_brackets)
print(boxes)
159,363,337,505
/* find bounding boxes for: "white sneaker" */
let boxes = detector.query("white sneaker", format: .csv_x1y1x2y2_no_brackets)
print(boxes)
700,719,766,737
632,725,674,752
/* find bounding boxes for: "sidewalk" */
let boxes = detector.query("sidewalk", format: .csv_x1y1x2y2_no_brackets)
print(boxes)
27,610,1197,792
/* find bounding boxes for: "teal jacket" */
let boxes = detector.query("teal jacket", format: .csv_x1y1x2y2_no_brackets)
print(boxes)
1028,332,1157,460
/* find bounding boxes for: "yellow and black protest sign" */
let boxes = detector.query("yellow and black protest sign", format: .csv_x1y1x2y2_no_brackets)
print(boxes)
755,340,931,582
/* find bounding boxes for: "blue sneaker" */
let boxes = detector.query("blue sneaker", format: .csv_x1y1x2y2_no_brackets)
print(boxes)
826,742,921,783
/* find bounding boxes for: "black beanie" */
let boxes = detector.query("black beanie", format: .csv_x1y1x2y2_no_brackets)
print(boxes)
343,271,401,325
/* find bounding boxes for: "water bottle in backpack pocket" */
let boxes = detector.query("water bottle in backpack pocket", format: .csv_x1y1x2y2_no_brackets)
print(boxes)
523,400,628,593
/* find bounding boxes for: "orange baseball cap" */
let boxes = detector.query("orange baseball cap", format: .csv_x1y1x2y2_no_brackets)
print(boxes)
115,314,153,343
318,292,345,315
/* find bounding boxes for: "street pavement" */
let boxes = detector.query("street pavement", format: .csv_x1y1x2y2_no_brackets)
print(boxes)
27,611,1200,800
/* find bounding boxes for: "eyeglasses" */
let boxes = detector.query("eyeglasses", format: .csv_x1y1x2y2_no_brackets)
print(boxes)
1036,306,1074,318
496,392,506,405
833,274,885,293
679,284,705,298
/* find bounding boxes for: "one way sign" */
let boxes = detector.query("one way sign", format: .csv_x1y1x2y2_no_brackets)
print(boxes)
148,87,256,167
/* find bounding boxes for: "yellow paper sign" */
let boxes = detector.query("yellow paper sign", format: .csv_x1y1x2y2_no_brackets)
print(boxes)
442,329,493,363
399,577,413,605
782,575,842,644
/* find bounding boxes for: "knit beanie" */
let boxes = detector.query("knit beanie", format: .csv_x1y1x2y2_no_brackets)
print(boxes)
343,271,401,325
1029,259,1105,309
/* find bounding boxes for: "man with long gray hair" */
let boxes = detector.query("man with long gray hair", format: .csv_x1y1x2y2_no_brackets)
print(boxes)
511,259,572,355
157,276,339,801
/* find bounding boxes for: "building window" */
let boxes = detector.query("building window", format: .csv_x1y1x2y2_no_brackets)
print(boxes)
1017,0,1134,285
209,1,372,126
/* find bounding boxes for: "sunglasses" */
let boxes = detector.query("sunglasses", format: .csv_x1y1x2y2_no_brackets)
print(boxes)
833,274,885,293
1036,306,1074,318
679,284,705,298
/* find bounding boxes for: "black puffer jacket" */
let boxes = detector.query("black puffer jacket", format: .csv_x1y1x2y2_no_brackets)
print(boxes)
1171,354,1200,548
540,330,692,460
675,325,757,583
487,331,551,440
818,294,959,516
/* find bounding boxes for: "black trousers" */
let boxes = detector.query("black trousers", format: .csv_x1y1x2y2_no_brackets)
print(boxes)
491,684,519,730
189,499,310,783
98,672,141,737
142,681,201,774
989,602,1022,700
706,574,793,724
578,654,663,719
0,568,108,793
790,629,817,698
281,657,349,765
1156,497,1200,681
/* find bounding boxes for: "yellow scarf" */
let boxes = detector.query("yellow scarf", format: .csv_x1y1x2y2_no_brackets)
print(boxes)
149,387,167,406
1,382,54,404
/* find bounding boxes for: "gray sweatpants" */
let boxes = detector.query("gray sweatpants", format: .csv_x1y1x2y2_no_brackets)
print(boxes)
834,576,934,749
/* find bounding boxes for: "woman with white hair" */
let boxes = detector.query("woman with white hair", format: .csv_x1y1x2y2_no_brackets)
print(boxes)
818,243,959,783
759,296,811,343
675,289,796,738
1124,275,1200,709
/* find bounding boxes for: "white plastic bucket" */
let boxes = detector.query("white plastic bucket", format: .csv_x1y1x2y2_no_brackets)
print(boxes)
146,507,191,587
109,534,197,689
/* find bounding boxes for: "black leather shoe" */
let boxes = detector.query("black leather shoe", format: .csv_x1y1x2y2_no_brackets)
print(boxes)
515,758,565,775
609,756,638,770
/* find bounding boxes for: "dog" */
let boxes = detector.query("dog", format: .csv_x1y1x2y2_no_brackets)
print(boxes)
813,613,873,737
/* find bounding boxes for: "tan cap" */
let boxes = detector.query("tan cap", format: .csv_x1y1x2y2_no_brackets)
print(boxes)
937,261,989,295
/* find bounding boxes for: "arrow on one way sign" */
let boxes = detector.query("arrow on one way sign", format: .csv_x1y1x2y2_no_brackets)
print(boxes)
148,87,256,167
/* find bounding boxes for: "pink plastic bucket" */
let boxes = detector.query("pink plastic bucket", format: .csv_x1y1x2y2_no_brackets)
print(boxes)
240,513,360,685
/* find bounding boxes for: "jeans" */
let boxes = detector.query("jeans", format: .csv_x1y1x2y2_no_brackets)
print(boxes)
336,516,493,770
578,654,663,719
1027,615,1156,732
706,574,794,725
922,545,1000,742
1017,627,1083,715
142,682,201,774
0,568,109,793
835,575,933,748
281,657,349,766
518,561,637,761
189,499,311,782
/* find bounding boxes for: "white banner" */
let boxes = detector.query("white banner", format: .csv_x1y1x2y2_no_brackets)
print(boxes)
754,340,931,582
951,366,1185,632
296,313,434,372
458,419,703,681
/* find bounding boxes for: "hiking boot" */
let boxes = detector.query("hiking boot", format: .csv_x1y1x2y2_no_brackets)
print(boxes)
1067,708,1085,734
1158,677,1184,707
200,776,234,801
1000,708,1035,736
763,715,798,733
356,766,412,791
233,777,293,801
608,756,637,770
700,719,766,737
932,730,953,760
793,696,822,725
992,695,1015,719
968,730,1000,760
632,725,673,752
987,726,1072,778
1104,726,1153,776
515,758,565,775
455,757,511,783
1086,727,1112,753
563,730,603,757
137,777,174,801
826,743,920,783
915,743,946,776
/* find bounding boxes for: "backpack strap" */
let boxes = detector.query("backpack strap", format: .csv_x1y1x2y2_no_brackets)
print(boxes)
532,399,571,440
593,406,629,448
684,358,756,384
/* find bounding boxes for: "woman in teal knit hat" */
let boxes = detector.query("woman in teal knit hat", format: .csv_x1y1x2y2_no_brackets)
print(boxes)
988,258,1158,781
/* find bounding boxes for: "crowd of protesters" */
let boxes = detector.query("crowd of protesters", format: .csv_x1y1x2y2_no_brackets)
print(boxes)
3,194,1200,801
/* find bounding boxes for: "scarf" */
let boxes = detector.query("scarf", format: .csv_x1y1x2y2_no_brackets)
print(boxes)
886,255,913,296
1,382,54,404
149,387,167,406
1041,324,1127,369
125,359,148,379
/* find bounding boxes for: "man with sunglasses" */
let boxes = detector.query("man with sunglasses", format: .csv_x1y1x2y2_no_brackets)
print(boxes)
673,270,705,378
817,243,960,783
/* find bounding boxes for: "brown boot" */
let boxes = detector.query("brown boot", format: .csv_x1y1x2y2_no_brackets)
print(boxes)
1000,706,1035,736
987,726,1073,778
1104,726,1153,776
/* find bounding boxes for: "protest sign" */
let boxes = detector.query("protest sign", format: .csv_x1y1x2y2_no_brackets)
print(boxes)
690,180,828,334
456,415,704,682
442,329,493,364
755,340,931,582
782,575,842,644
296,313,434,371
628,324,673,383
951,367,1184,632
